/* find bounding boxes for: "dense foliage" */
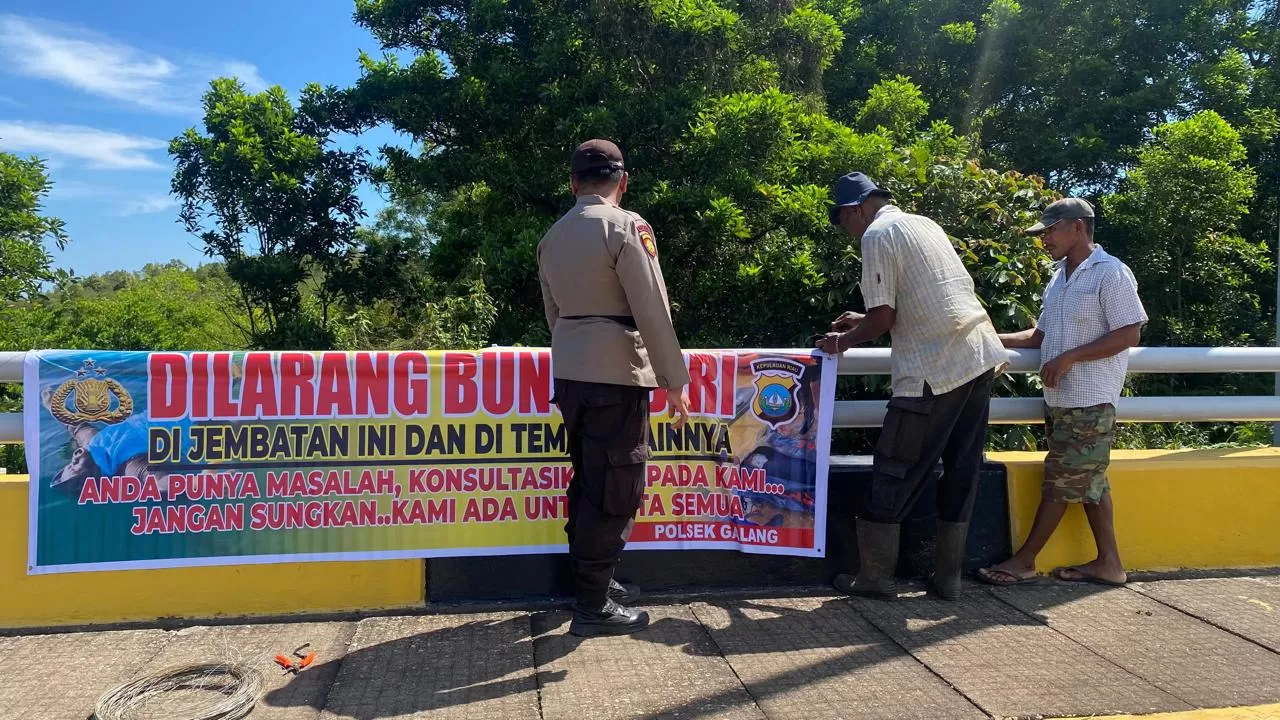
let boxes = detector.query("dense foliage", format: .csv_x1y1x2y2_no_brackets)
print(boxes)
334,0,1060,352
169,78,372,349
0,152,68,302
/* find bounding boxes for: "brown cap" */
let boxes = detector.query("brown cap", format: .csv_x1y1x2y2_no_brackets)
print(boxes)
571,139,625,174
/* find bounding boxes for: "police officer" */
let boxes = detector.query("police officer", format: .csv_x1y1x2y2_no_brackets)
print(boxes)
537,138,691,636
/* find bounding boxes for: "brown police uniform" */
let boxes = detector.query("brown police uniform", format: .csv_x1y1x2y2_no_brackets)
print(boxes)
537,141,690,616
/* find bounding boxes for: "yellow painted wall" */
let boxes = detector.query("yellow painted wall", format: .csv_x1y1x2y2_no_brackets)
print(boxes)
0,476,425,629
990,448,1280,573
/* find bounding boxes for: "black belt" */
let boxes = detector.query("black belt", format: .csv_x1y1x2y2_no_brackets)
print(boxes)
562,314,637,330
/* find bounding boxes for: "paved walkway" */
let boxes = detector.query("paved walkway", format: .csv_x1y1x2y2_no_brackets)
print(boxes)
3,575,1280,719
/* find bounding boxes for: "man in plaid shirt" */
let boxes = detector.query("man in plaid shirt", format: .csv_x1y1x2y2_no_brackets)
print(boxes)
977,198,1147,588
817,172,1007,601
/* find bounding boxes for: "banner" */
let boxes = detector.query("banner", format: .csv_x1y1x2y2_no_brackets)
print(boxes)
23,348,834,574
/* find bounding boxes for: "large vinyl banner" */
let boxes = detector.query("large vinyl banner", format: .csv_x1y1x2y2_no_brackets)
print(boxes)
23,349,835,574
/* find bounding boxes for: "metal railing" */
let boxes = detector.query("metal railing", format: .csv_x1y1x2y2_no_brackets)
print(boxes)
2,347,1280,441
823,346,1280,427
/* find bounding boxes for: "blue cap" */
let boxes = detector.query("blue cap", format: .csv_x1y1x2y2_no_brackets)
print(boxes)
829,172,892,225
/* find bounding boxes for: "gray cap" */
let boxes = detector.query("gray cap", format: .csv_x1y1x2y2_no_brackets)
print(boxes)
1024,197,1094,234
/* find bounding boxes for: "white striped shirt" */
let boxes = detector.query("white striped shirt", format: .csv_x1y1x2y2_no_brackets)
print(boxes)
1037,245,1147,408
860,205,1007,397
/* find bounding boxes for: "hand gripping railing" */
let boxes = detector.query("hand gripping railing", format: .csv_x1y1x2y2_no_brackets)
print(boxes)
2,347,1280,441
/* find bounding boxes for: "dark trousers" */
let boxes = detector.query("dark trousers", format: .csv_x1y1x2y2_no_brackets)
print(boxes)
553,379,651,609
860,368,994,525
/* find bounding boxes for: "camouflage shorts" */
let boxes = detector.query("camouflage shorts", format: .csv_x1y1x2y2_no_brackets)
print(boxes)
1043,403,1116,504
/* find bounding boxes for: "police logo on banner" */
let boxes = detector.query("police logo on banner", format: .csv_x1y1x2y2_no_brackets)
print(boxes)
50,358,134,426
749,357,805,428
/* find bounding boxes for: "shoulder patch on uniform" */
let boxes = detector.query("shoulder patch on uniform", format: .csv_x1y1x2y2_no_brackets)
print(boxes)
636,222,657,257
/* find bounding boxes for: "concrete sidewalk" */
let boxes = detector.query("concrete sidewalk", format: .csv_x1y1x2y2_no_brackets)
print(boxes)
3,575,1280,719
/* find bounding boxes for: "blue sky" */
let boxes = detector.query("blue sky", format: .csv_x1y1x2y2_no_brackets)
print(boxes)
0,1,408,277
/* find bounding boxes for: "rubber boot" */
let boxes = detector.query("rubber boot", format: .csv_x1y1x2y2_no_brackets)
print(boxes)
928,520,969,601
833,520,899,599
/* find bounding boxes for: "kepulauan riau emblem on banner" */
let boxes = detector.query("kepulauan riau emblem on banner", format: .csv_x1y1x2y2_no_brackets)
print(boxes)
750,358,805,428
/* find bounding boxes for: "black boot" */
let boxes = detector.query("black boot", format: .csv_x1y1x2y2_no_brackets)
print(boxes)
569,599,651,637
927,520,969,601
833,520,899,599
607,578,640,605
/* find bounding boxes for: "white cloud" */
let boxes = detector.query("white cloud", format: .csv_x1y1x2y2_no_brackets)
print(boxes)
112,193,177,216
44,181,177,217
0,121,167,170
0,14,268,114
220,61,268,94
46,179,114,199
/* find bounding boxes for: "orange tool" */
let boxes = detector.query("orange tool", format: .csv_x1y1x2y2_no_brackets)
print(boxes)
274,643,317,674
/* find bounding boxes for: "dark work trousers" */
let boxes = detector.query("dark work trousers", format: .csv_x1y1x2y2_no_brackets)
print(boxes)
553,378,652,610
860,368,995,525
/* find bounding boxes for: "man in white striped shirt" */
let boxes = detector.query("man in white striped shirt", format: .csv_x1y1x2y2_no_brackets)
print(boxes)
817,172,1007,602
976,198,1147,588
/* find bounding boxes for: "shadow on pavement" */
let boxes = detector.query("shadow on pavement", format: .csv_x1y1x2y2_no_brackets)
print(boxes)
260,613,580,719
259,577,1187,719
621,582,1127,720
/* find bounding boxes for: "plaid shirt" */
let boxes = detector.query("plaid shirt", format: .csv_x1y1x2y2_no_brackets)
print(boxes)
1038,244,1148,408
860,205,1007,397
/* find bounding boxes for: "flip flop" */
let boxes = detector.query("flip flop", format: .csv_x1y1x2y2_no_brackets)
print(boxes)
1052,565,1127,587
973,566,1041,587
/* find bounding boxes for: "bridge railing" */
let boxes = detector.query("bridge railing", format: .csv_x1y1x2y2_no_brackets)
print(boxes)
1,347,1280,441
824,346,1280,427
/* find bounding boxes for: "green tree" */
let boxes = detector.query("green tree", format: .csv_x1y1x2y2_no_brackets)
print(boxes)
0,260,249,472
338,1,1056,357
0,152,69,302
825,0,1254,192
335,0,855,343
855,74,931,143
32,261,248,351
1103,110,1268,348
0,152,70,473
821,0,985,130
1097,110,1273,451
329,196,498,351
1222,3,1280,342
973,0,1252,192
170,77,371,350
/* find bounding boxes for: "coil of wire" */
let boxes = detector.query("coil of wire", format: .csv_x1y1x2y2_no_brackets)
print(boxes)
93,662,265,720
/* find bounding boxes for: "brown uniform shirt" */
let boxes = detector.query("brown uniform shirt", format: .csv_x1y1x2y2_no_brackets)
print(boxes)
537,194,690,389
